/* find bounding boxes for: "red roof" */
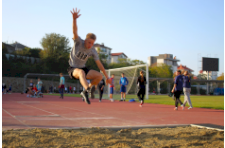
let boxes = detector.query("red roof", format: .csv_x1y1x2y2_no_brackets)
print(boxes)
199,70,212,74
177,64,193,72
111,52,124,56
193,76,198,80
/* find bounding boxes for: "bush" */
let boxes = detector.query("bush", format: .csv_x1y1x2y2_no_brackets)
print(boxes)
191,87,197,94
200,88,206,95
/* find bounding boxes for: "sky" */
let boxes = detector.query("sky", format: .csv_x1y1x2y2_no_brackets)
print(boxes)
1,0,224,76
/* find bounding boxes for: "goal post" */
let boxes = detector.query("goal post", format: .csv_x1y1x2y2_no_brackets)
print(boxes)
104,64,149,99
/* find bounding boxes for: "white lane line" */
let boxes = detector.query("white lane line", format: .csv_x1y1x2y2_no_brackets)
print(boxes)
190,124,224,131
15,117,115,121
15,115,60,117
17,101,40,103
2,108,30,128
17,102,59,117
46,103,143,125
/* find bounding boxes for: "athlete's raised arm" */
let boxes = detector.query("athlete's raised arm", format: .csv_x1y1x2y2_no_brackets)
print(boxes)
95,60,112,85
71,8,81,40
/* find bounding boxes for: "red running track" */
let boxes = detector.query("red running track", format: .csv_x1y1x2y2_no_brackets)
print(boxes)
2,93,224,131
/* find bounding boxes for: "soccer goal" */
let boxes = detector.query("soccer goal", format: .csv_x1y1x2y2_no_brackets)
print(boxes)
104,64,149,99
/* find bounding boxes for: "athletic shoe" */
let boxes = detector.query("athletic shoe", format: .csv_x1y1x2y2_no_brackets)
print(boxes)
139,104,142,107
182,105,184,110
119,100,123,102
174,107,178,110
110,99,114,102
188,107,193,110
80,91,90,104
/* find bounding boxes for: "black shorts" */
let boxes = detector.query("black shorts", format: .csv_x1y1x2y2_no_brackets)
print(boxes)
67,67,90,80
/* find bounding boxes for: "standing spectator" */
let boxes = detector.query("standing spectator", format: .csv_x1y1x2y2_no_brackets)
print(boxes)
65,87,67,94
119,73,129,101
54,86,56,93
109,74,115,102
2,83,6,94
69,86,72,93
29,80,34,90
4,83,7,94
171,70,184,110
67,86,69,93
183,71,193,110
59,73,65,99
98,78,105,102
137,71,147,107
37,78,43,93
8,84,12,94
48,86,51,93
73,86,76,93
51,85,53,93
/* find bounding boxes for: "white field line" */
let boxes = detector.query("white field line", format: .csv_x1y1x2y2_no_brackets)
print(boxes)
17,101,40,103
17,102,59,117
46,103,143,125
2,108,30,128
15,117,116,121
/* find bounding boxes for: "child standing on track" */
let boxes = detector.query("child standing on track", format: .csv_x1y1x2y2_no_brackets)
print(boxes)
59,73,65,99
119,73,129,101
109,74,115,102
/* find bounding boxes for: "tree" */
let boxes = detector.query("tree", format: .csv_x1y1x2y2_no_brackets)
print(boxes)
40,33,70,60
149,64,173,78
14,47,31,56
217,73,224,80
130,59,145,65
30,48,42,58
40,33,71,73
197,73,207,80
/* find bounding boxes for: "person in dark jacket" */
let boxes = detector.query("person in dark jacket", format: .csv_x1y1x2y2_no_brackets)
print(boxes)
182,71,193,110
97,78,105,102
171,70,184,110
137,71,147,107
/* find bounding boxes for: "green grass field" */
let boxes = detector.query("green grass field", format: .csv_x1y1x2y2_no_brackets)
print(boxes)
45,93,224,110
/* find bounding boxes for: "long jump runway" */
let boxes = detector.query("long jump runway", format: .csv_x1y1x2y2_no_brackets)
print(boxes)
2,93,224,131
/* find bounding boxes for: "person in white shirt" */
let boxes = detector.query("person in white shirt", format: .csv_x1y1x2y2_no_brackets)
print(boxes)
73,86,76,93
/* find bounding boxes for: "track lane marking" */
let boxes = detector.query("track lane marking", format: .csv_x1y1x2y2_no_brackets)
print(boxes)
2,108,30,128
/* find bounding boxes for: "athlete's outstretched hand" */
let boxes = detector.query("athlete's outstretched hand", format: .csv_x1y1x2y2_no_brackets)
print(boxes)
106,78,112,86
71,8,81,20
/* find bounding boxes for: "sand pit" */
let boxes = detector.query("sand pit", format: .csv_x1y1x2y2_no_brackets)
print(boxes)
2,126,224,148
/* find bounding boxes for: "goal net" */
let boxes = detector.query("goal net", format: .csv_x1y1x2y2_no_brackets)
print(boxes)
103,64,149,99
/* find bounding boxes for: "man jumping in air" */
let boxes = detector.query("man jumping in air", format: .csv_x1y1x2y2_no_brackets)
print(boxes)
68,8,111,104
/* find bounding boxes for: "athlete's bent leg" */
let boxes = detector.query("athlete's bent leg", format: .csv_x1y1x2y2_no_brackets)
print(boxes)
86,70,103,87
72,69,89,90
